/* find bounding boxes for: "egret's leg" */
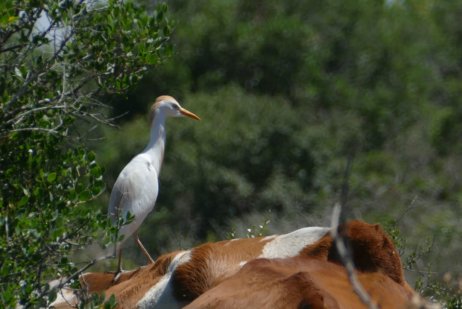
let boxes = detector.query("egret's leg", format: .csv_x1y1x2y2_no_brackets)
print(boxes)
116,247,123,273
134,231,154,264
112,247,123,283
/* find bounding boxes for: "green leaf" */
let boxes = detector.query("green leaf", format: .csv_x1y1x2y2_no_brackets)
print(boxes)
18,196,29,207
47,172,57,183
104,294,117,309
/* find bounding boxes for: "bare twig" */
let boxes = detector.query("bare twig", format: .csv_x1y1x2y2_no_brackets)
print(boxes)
4,216,10,242
31,254,114,308
396,195,419,224
7,105,68,126
65,254,114,286
331,203,378,309
4,10,78,112
0,43,27,53
338,149,354,220
329,151,379,309
6,127,59,135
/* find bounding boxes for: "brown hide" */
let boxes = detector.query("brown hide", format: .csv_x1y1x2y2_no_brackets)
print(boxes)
79,251,181,308
184,257,411,309
54,220,415,308
302,221,406,286
172,235,272,301
184,221,413,309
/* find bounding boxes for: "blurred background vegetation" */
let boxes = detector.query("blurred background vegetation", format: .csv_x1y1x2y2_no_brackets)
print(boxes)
89,0,462,305
1,0,461,307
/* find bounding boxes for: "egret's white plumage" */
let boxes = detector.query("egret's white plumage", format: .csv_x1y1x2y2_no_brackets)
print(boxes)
108,95,200,277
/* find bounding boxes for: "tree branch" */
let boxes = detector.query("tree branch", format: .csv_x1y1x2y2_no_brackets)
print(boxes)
330,203,378,309
329,152,379,309
4,12,77,112
30,254,114,308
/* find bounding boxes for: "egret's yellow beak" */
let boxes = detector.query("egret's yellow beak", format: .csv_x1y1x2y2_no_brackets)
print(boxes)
180,107,201,120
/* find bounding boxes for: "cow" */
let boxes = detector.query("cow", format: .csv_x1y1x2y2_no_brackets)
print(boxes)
49,220,423,309
185,258,411,309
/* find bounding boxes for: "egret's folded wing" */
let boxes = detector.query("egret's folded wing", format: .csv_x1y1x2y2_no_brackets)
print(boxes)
108,179,128,223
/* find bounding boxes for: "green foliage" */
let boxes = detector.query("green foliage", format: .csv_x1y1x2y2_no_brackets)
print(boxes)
69,0,172,93
386,218,462,308
136,0,440,150
416,274,462,309
0,0,171,307
94,0,462,306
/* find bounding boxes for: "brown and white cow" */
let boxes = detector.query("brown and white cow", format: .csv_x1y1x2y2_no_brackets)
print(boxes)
50,220,420,309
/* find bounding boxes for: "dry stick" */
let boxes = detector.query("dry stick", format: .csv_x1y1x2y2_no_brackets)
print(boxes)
330,151,378,309
32,254,114,308
396,195,419,224
4,0,84,112
330,204,378,309
55,254,113,308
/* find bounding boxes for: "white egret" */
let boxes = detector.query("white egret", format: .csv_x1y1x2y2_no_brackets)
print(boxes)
108,95,200,278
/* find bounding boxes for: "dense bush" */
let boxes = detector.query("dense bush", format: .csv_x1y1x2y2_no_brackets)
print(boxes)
0,0,171,306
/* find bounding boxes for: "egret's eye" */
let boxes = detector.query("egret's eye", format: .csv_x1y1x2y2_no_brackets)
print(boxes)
172,103,180,110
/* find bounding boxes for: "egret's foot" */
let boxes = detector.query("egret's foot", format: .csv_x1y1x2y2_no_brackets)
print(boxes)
112,269,123,284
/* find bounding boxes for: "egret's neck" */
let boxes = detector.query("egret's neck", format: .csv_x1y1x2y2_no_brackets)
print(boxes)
143,111,166,174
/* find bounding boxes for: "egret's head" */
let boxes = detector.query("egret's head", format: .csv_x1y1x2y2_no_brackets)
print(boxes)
150,95,201,122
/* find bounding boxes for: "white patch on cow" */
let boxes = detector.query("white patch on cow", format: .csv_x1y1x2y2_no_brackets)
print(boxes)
259,227,329,259
239,261,247,267
47,278,79,309
137,250,192,309
48,287,78,308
